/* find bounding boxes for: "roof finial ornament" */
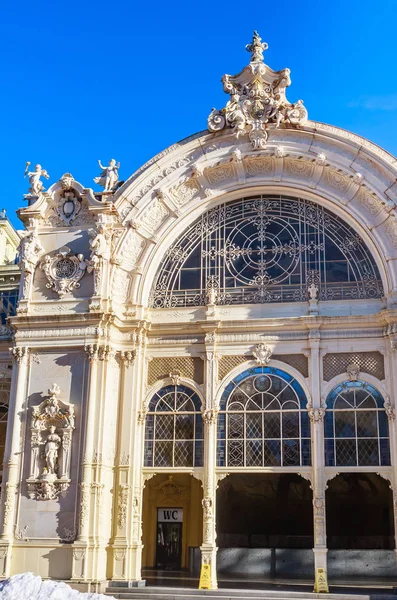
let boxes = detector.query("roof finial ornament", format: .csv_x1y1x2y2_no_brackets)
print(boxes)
208,34,308,149
246,31,268,63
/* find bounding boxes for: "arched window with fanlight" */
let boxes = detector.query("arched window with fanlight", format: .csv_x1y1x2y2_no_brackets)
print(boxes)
144,384,204,468
324,381,391,467
217,366,311,468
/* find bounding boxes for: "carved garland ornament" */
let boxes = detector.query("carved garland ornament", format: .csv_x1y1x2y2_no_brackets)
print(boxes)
27,383,75,501
208,31,307,149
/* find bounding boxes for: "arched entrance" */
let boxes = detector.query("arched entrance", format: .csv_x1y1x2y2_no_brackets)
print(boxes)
217,473,313,578
215,365,313,579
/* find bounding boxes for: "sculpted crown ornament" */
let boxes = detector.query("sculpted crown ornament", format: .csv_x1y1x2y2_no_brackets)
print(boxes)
208,31,308,149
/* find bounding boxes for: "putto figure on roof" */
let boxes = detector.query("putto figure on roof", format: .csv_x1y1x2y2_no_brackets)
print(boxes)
24,162,50,197
208,31,308,149
94,158,120,192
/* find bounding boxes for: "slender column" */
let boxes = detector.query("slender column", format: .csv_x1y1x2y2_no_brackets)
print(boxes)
386,335,397,553
0,347,30,577
308,331,328,591
127,330,147,582
77,344,99,543
200,341,218,589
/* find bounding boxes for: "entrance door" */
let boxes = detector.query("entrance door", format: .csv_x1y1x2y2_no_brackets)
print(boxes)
156,508,183,569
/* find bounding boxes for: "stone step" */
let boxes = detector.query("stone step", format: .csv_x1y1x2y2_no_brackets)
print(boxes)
105,586,371,600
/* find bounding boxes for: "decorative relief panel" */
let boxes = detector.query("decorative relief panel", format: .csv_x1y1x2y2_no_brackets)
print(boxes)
148,356,204,386
323,352,385,382
27,383,75,500
138,199,169,233
285,158,314,179
119,229,145,267
170,178,201,205
218,353,309,381
243,156,273,177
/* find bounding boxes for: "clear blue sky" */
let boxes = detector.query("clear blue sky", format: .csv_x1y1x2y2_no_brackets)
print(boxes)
2,0,397,229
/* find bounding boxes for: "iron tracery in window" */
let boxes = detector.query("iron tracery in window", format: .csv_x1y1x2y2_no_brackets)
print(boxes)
150,195,383,308
324,381,390,467
144,384,204,468
217,366,311,468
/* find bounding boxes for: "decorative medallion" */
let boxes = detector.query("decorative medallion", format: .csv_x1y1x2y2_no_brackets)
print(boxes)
40,246,89,297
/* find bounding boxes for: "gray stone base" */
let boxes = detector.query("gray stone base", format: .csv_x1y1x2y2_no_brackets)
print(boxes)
189,547,397,579
110,579,146,587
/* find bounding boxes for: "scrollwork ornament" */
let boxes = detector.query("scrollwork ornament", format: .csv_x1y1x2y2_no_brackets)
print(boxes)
308,407,326,423
118,484,131,529
252,343,272,365
202,409,218,425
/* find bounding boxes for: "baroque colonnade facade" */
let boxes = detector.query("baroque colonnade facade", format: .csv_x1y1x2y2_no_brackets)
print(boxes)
1,34,397,591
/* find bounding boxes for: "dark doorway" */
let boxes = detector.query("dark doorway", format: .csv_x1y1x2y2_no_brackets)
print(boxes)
156,512,183,569
326,473,394,549
217,473,313,548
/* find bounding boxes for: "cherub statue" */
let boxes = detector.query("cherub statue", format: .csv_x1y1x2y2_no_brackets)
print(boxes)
308,283,319,301
94,159,120,192
226,94,247,137
24,163,50,196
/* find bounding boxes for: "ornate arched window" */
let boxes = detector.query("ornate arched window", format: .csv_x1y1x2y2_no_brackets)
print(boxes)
325,381,390,467
150,195,383,308
217,367,311,468
144,384,204,468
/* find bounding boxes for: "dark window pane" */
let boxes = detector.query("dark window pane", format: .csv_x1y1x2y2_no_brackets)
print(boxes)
357,438,379,466
380,439,391,466
246,440,263,466
335,439,356,466
325,439,335,466
263,412,280,438
175,414,194,439
356,411,377,437
282,412,299,438
155,415,173,439
282,439,300,466
174,441,193,466
263,440,281,466
154,441,173,467
335,411,355,438
301,438,311,466
246,413,262,439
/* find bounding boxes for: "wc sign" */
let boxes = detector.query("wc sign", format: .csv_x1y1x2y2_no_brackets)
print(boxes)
157,508,183,522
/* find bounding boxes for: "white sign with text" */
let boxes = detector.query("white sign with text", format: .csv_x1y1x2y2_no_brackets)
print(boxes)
157,508,183,522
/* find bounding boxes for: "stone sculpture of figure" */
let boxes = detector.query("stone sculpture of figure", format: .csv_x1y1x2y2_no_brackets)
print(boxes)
44,426,61,475
308,283,319,301
89,224,111,260
24,163,50,196
18,230,44,273
226,94,247,137
94,159,120,192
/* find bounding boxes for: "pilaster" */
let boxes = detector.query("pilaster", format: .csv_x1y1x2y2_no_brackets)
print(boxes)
0,346,30,577
200,335,218,589
308,330,328,590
